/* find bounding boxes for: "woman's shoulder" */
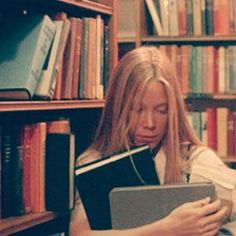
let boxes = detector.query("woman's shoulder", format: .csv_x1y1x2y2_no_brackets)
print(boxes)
181,142,222,164
181,142,225,175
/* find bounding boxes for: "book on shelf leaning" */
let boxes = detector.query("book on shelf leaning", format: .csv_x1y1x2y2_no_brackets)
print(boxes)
0,14,55,100
145,0,163,35
34,20,68,100
75,145,160,230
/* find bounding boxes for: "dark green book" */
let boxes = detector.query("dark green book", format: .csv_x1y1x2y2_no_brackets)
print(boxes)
75,145,160,230
0,14,55,100
45,133,75,212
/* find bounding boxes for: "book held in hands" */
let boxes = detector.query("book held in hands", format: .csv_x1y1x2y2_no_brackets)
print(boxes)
75,145,159,230
110,182,216,229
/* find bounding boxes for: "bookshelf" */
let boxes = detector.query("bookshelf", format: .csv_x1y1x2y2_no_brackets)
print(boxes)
118,0,236,164
0,0,117,235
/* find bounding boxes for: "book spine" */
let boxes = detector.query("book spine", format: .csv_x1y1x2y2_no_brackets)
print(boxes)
45,133,75,212
1,126,13,218
35,20,64,99
11,129,24,216
145,0,163,35
28,15,55,97
205,0,214,35
61,17,77,99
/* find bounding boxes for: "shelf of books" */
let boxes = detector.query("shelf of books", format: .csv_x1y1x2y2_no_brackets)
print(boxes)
117,0,236,164
0,0,117,235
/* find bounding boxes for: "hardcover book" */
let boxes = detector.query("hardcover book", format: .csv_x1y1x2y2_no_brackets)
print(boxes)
75,145,159,230
34,20,64,100
0,15,55,100
110,183,216,229
45,133,75,212
145,0,163,35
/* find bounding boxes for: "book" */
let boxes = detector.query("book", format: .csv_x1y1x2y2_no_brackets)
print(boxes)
1,125,25,218
145,0,163,35
45,133,75,212
46,119,71,134
10,125,24,216
61,17,77,99
217,107,228,158
1,126,13,218
95,15,104,99
75,145,160,230
192,0,202,35
52,13,71,100
168,0,179,36
0,15,55,100
71,18,82,99
159,0,169,35
30,122,47,212
109,183,216,229
21,124,34,214
118,0,137,38
34,20,65,99
205,0,214,35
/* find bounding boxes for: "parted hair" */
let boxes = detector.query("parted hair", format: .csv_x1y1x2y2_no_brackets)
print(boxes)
79,46,202,183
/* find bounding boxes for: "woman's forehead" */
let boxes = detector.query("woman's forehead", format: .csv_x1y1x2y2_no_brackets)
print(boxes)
132,80,168,105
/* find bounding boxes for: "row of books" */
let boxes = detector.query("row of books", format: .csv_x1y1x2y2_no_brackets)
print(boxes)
188,108,236,158
145,0,235,36
158,45,236,95
0,13,109,100
0,120,75,219
50,13,109,100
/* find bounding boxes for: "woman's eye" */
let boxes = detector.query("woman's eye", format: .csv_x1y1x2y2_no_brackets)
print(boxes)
155,107,168,114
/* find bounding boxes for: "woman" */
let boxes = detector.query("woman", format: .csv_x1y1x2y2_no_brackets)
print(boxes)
70,46,233,236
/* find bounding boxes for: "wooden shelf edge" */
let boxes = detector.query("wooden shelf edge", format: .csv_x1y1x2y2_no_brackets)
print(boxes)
184,94,236,100
118,37,137,43
0,100,105,112
141,35,236,43
0,211,67,236
58,0,112,15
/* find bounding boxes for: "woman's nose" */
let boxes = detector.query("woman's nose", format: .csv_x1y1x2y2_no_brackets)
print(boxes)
142,112,155,129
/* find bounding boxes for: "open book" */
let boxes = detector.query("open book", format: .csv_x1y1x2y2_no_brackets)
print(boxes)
75,145,159,230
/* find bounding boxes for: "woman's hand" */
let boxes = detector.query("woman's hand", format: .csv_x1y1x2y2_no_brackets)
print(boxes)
161,197,228,236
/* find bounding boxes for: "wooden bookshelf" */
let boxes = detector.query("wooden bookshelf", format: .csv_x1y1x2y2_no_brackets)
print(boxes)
0,212,69,236
0,0,118,234
0,100,105,112
141,35,236,44
58,0,113,14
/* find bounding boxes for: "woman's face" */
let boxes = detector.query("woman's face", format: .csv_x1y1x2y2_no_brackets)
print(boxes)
129,80,168,149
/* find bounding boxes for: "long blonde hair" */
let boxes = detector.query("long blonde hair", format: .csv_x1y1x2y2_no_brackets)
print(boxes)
79,46,201,183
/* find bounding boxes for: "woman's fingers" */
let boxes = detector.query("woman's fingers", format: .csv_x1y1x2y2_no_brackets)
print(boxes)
205,206,228,223
200,199,224,216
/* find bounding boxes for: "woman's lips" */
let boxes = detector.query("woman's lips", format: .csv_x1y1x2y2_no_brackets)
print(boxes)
135,135,158,143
